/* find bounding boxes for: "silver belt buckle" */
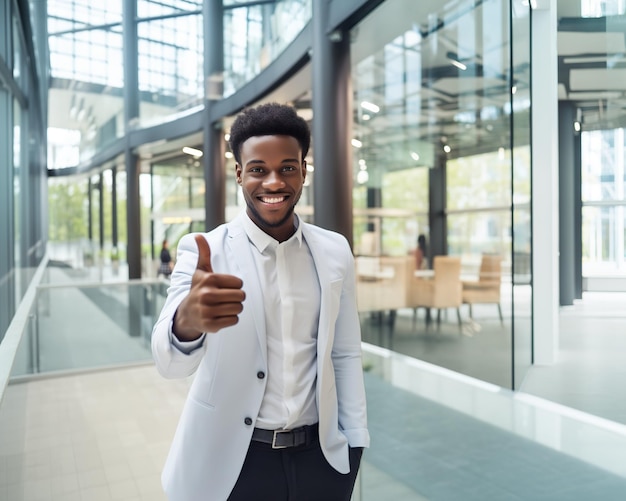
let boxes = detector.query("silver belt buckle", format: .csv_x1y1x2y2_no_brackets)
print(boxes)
272,429,290,449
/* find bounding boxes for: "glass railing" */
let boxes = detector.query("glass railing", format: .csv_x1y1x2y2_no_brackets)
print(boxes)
10,279,168,378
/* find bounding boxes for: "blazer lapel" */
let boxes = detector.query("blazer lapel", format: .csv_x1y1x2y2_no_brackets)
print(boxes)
301,224,332,355
226,214,267,362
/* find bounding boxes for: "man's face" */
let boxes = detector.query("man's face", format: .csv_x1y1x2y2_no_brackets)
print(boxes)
235,134,306,241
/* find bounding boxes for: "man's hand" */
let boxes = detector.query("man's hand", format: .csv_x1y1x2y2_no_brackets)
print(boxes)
173,235,245,342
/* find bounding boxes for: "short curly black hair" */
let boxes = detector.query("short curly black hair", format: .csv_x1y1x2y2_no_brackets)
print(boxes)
228,102,310,164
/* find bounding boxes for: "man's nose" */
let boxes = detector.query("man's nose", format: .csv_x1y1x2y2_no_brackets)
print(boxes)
263,171,285,189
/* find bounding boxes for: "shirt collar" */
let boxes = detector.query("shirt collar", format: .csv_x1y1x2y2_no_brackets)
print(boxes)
242,211,303,253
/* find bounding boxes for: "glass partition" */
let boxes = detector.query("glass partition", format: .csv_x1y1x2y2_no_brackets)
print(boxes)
350,0,530,389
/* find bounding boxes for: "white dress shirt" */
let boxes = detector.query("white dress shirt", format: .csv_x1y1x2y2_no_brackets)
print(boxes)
242,213,320,430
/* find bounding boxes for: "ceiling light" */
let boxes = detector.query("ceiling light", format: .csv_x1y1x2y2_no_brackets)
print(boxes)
183,146,203,158
410,152,420,161
450,59,467,71
574,121,581,132
362,114,371,121
69,94,78,119
224,133,230,141
76,98,86,121
225,151,233,159
357,170,369,184
443,145,451,153
360,101,380,113
446,52,467,71
351,139,363,148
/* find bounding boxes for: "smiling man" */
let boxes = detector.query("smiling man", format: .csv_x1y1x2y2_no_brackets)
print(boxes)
151,103,370,501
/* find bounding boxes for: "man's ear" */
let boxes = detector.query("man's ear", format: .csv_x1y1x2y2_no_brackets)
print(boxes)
235,164,242,184
302,160,307,180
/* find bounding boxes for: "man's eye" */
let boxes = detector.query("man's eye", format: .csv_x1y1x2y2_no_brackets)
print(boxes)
249,167,263,173
283,166,297,172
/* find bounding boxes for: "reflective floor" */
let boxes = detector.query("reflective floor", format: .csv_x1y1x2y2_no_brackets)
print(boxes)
361,347,626,500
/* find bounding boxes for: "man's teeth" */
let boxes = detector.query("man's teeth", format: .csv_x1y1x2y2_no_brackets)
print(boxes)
261,196,285,204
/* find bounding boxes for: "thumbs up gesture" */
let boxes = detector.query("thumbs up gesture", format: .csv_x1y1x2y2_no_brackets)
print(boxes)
173,234,246,341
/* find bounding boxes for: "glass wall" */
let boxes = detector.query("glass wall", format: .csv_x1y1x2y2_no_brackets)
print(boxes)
115,165,128,262
137,1,204,126
223,0,312,97
46,0,206,167
14,100,23,286
349,0,530,388
150,152,205,262
582,129,626,275
47,175,89,266
47,0,125,167
558,0,626,281
0,0,48,341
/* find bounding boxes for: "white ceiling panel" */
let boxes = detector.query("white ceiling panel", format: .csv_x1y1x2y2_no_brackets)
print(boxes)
570,69,626,91
568,91,623,100
558,32,626,56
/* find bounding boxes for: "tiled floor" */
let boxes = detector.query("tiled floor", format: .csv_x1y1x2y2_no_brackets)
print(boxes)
0,366,192,501
520,292,626,424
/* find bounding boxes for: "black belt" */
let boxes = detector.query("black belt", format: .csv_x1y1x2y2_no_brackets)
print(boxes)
251,423,319,449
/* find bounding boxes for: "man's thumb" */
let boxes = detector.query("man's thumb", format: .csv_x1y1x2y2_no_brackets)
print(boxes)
194,234,213,273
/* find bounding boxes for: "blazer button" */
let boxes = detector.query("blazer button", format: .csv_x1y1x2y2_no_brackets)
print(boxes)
257,371,265,379
244,417,253,426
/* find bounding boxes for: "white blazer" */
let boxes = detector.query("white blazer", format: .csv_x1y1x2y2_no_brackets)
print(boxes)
152,213,370,501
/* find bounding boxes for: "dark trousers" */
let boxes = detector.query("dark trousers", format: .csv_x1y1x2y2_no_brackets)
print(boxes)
228,440,363,501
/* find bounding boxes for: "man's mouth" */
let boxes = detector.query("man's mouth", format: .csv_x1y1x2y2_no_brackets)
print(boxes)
259,196,287,204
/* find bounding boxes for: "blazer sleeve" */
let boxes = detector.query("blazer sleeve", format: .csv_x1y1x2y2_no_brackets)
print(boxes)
331,238,370,448
151,232,208,379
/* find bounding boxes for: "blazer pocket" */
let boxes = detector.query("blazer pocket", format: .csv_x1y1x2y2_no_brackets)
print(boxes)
189,394,216,411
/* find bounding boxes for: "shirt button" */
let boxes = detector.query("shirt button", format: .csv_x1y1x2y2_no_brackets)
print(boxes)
257,371,265,379
244,417,253,426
